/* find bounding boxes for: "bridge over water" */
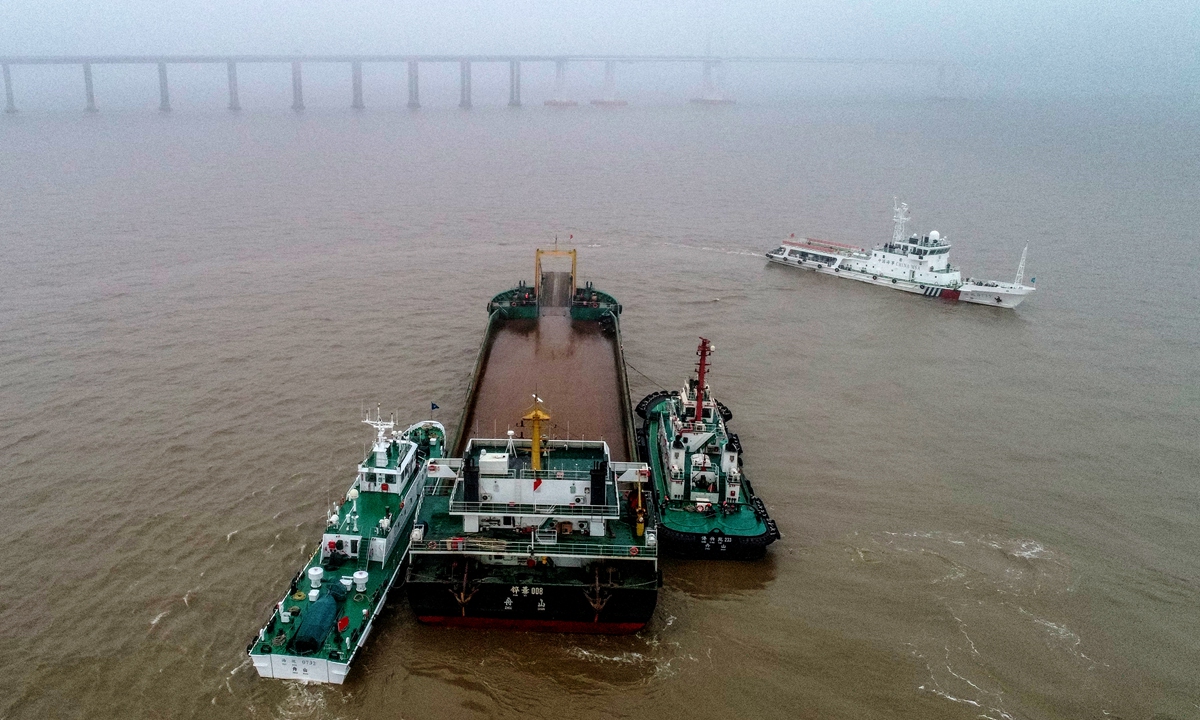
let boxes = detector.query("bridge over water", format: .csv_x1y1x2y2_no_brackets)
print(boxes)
0,54,954,113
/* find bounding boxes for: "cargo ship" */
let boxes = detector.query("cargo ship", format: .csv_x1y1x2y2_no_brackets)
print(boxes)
636,338,780,559
247,413,445,683
765,200,1036,308
405,249,660,633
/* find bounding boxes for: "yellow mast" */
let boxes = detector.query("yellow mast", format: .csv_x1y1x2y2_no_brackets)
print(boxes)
523,397,551,471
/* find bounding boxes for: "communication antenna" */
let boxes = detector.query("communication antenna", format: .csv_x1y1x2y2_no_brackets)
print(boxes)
892,198,910,246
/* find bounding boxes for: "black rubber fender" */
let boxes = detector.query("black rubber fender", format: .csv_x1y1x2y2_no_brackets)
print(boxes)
635,390,672,420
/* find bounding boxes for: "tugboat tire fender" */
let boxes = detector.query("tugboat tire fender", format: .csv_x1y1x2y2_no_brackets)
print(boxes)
635,390,671,419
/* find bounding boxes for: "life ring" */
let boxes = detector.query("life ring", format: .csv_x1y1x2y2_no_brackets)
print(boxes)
426,541,436,550
892,279,898,284
872,275,878,280
629,546,640,556
592,301,599,308
834,267,840,272
919,284,925,289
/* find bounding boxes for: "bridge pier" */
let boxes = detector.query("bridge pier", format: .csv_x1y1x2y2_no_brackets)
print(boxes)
83,63,96,112
591,60,627,106
158,63,170,112
508,60,521,107
407,61,420,109
546,59,577,106
3,64,15,113
227,62,240,111
690,60,733,105
291,61,304,111
351,61,364,109
459,60,471,109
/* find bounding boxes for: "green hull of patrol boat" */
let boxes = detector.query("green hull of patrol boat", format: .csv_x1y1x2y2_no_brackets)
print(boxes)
247,415,446,684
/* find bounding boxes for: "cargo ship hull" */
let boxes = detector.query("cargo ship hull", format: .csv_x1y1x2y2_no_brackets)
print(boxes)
407,569,657,633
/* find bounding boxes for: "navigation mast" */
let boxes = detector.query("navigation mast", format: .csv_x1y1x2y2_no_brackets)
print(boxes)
1014,245,1029,286
694,337,712,422
892,198,910,246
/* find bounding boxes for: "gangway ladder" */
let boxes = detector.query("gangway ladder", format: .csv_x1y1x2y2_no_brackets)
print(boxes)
357,529,374,570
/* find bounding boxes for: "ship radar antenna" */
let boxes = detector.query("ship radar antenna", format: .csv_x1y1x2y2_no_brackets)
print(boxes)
1014,244,1029,286
363,402,395,440
892,197,910,246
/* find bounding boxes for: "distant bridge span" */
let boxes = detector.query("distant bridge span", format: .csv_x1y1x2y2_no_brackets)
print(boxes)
0,54,955,113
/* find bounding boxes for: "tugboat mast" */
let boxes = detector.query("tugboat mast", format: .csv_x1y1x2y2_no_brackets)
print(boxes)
694,337,712,422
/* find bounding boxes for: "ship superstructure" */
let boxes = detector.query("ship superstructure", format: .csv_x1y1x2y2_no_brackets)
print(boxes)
247,413,445,683
765,200,1036,308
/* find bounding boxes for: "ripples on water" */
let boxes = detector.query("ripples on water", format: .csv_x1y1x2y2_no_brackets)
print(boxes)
1,98,1198,719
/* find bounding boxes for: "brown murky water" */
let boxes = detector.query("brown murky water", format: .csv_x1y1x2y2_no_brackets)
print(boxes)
2,99,1198,719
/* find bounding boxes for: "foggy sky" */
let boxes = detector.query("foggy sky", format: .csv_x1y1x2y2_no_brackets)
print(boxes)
2,1,1197,95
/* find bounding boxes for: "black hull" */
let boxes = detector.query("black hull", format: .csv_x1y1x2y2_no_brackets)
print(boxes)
406,563,658,634
658,523,776,560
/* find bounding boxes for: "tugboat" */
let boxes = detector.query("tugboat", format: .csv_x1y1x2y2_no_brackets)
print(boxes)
247,411,446,684
765,200,1036,308
636,338,780,559
406,399,659,633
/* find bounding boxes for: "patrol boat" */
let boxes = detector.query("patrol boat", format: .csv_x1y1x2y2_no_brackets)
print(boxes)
247,411,446,684
636,338,780,559
765,200,1036,308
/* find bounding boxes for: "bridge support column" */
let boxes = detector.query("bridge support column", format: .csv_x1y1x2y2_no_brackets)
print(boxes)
83,63,97,112
690,60,732,104
351,61,364,109
291,61,304,111
157,63,170,112
545,59,577,106
407,61,420,109
459,60,471,109
227,62,240,111
508,60,521,107
591,60,626,105
3,64,15,113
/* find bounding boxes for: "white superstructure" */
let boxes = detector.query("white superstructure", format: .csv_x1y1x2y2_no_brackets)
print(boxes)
765,200,1036,308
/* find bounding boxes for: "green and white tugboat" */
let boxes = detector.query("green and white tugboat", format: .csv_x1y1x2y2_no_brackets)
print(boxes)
636,338,780,559
247,410,446,683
